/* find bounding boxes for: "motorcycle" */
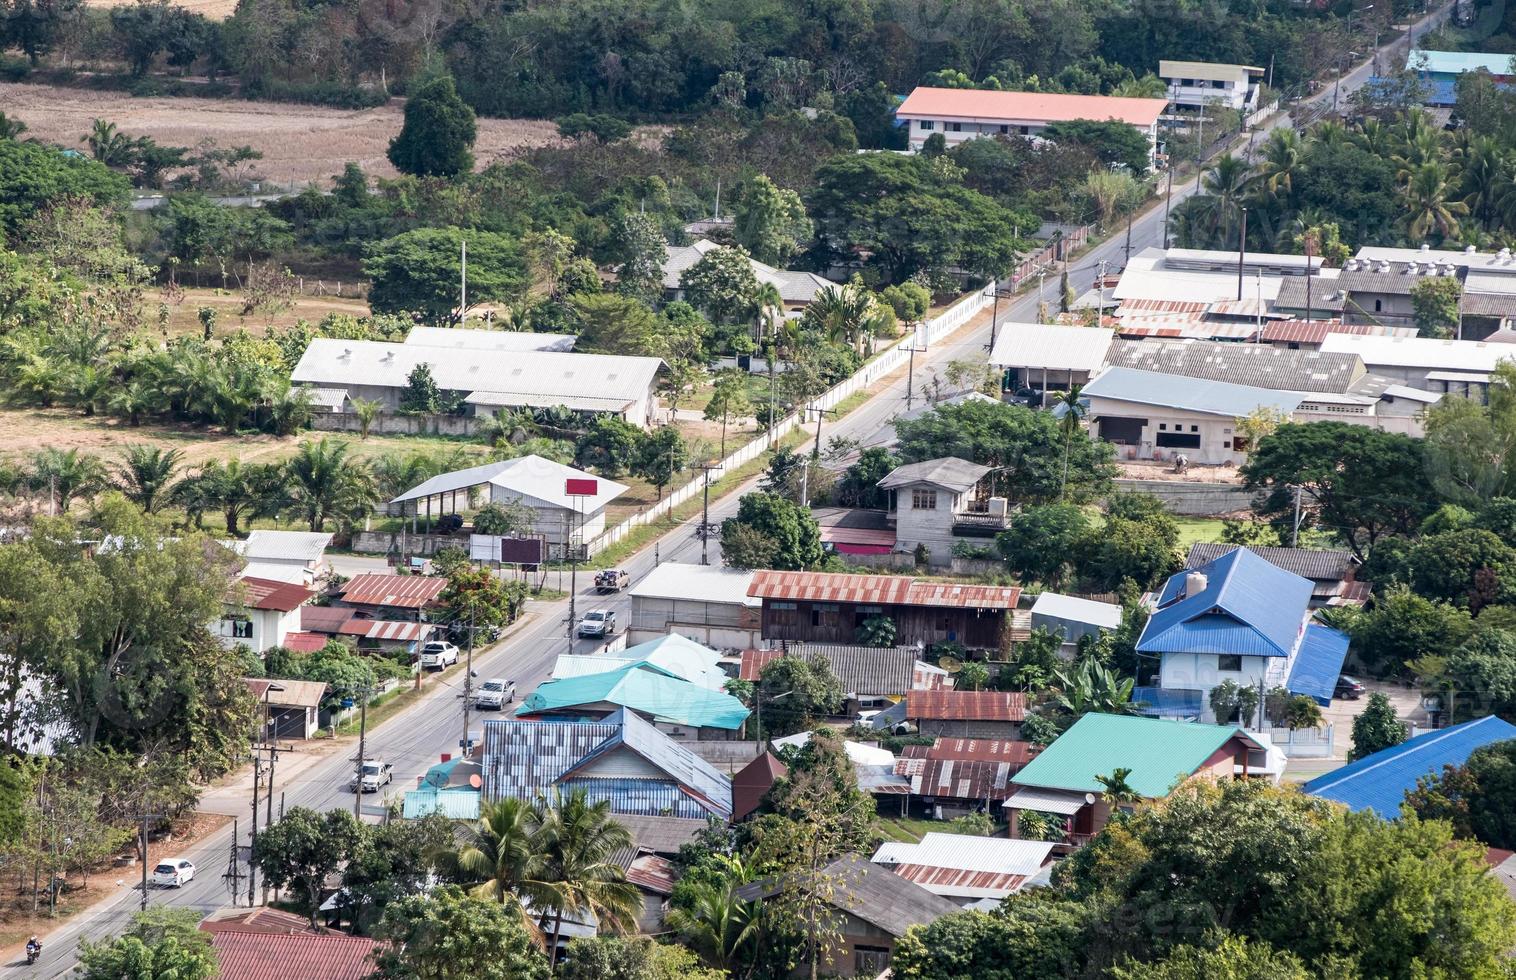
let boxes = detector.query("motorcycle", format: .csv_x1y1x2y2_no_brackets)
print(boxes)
25,942,41,965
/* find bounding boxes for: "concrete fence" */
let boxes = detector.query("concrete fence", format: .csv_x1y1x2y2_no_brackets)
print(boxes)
1113,478,1254,517
1264,723,1334,759
313,412,477,437
586,288,995,555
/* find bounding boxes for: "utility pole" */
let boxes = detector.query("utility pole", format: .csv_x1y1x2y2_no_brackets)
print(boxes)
697,464,719,566
135,811,162,912
261,684,284,834
462,605,476,755
1162,150,1176,248
353,691,369,821
248,757,261,906
1236,207,1249,301
459,238,468,325
799,406,837,508
1192,108,1207,194
1123,212,1133,266
1292,485,1304,547
904,321,926,411
567,497,581,656
766,314,779,448
223,817,244,901
1096,260,1107,322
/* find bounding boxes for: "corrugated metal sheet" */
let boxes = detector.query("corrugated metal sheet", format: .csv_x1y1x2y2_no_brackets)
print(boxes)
338,619,429,641
748,572,1020,610
1140,547,1313,658
281,631,330,653
985,321,1116,372
626,854,676,894
906,691,1026,722
1083,367,1304,418
401,787,481,820
245,678,326,709
1105,338,1365,393
516,663,750,730
1287,624,1350,705
885,863,1028,899
563,707,733,818
1304,716,1516,818
236,577,315,612
873,832,1053,878
1004,785,1087,814
740,645,920,696
207,931,378,980
1110,298,1210,314
903,582,1021,609
1132,686,1204,719
560,776,717,819
926,737,1036,764
481,718,617,801
339,573,448,609
1186,542,1354,582
1010,713,1255,798
905,759,1018,799
300,606,353,633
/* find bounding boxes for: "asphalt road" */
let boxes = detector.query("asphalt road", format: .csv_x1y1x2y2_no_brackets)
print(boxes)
9,16,1452,973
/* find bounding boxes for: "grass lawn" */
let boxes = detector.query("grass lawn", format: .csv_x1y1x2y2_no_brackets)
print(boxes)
1173,517,1228,547
875,816,944,843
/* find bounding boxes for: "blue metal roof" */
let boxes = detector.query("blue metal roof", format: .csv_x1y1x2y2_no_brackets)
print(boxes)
1303,715,1516,818
1287,624,1350,705
1133,686,1203,719
516,661,750,730
402,787,481,820
1411,50,1516,75
562,707,733,818
1083,367,1303,418
481,718,617,801
1139,548,1313,658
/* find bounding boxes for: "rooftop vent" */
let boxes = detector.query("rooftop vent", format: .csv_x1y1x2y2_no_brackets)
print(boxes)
1405,262,1418,275
1420,243,1431,252
1467,245,1478,254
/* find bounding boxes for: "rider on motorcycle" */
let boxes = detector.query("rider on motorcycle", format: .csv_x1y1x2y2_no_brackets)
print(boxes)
25,935,41,961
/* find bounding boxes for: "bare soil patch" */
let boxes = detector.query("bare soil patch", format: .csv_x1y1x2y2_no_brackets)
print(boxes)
0,82,571,183
85,0,238,16
158,286,372,338
0,408,297,465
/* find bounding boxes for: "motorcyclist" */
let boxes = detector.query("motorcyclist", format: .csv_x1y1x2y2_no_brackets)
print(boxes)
25,935,41,962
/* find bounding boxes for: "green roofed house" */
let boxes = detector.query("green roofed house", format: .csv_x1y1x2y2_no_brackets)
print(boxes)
516,660,750,739
1004,713,1266,849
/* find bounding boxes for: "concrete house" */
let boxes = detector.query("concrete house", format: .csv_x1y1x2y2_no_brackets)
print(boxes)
1158,60,1264,116
1135,547,1351,722
217,577,315,653
626,562,761,648
894,87,1167,166
878,457,1009,566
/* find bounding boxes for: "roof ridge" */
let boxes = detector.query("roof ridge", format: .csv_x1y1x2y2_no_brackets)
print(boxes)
1307,716,1514,792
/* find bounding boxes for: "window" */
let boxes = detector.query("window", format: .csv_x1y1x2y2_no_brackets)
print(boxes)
1019,126,1030,135
1155,431,1201,448
810,603,840,627
911,489,937,510
919,120,934,131
949,122,962,132
999,124,1009,133
1218,654,1243,672
771,601,797,611
1374,299,1383,312
1190,425,1199,432
1158,423,1167,430
855,948,891,975
222,616,254,639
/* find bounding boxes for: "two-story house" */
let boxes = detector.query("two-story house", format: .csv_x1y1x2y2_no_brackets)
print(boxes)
1135,547,1351,723
878,457,1009,567
217,576,315,653
1157,60,1263,120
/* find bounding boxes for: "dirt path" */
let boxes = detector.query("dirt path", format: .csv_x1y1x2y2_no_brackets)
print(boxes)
0,82,570,183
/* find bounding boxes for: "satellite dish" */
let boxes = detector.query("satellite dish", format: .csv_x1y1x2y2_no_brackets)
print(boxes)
939,656,963,673
1085,793,1097,805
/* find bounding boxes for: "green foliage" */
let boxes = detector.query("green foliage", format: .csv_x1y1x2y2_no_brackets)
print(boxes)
77,907,218,980
1006,627,1063,692
571,292,658,355
556,113,633,144
1349,692,1406,761
472,500,535,537
855,614,896,648
1208,679,1261,726
1424,362,1516,506
835,446,896,509
574,416,646,477
1351,585,1474,676
1441,628,1516,723
755,654,844,736
1043,118,1152,174
893,896,1089,980
679,245,759,325
879,282,932,322
559,937,724,980
370,885,551,980
398,363,446,415
0,138,131,234
637,425,688,497
365,227,527,324
733,174,811,266
1108,933,1309,980
341,813,456,934
996,504,1091,587
441,563,528,632
387,75,477,178
284,437,379,532
252,806,365,927
1410,275,1463,339
720,491,822,570
1409,740,1516,849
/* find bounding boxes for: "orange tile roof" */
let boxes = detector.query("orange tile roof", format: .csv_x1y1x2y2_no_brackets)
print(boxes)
897,86,1168,127
206,929,379,980
236,576,315,612
906,690,1027,722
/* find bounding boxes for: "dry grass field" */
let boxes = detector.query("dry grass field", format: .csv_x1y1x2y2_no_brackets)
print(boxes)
0,82,572,183
85,0,238,16
157,286,372,338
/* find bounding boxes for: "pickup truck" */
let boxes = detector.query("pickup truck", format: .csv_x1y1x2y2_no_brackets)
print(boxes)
419,641,460,670
351,760,393,793
594,569,630,593
577,609,616,638
474,678,517,709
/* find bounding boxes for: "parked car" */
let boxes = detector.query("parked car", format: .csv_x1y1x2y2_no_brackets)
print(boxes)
152,858,196,888
352,760,393,792
577,609,616,638
1335,675,1366,700
594,569,630,593
419,641,460,670
474,678,517,709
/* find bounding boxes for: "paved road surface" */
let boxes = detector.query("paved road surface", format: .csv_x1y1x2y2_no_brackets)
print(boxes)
9,15,1450,972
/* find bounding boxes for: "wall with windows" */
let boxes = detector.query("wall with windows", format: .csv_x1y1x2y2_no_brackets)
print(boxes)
1086,397,1251,465
891,482,963,567
214,605,301,654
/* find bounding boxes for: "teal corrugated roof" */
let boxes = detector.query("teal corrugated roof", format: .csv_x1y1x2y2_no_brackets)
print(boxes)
1084,367,1304,418
517,663,750,730
1010,713,1253,798
1412,50,1515,75
402,786,480,820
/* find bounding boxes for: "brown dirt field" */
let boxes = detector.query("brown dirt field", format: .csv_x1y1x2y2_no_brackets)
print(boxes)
0,82,572,183
87,0,237,15
157,286,372,338
0,408,300,465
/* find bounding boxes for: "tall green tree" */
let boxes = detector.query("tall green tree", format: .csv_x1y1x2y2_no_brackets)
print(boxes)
733,174,811,266
365,227,528,324
283,438,378,532
679,245,759,325
76,907,217,980
753,655,844,737
113,445,183,514
387,75,477,178
370,885,551,980
720,491,822,570
537,791,643,959
996,503,1091,587
704,371,753,459
1349,692,1406,761
252,806,365,928
1410,275,1463,339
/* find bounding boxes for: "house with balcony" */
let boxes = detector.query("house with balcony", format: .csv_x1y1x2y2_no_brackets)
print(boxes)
878,457,1009,567
1158,60,1264,121
1134,547,1352,723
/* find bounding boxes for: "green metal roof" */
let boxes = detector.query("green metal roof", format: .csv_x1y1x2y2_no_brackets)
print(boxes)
1011,713,1253,799
517,662,750,731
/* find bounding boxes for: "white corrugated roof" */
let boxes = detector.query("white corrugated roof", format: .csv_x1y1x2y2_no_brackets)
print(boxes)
1355,244,1516,275
551,635,728,690
303,387,349,410
291,339,663,405
871,833,1055,877
1158,60,1262,82
243,530,333,563
988,321,1115,372
403,327,578,352
1031,592,1123,629
463,390,638,413
662,241,833,304
1319,334,1516,373
1004,786,1088,814
390,455,627,511
627,563,759,607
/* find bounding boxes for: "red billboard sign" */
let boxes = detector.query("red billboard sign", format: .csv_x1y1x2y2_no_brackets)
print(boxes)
565,478,598,497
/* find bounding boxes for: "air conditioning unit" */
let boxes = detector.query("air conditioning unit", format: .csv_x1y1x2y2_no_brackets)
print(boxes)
986,497,1008,517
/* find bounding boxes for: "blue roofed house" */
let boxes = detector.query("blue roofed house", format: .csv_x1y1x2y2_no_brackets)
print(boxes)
550,634,730,691
1408,50,1515,106
481,707,733,821
402,756,483,821
1135,547,1351,723
517,656,750,739
1303,715,1516,817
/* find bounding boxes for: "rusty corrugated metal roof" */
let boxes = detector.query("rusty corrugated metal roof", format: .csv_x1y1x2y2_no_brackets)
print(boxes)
337,619,431,642
926,738,1037,764
889,863,1028,898
339,573,447,608
906,690,1026,722
749,571,1019,610
626,853,676,894
902,581,1020,609
900,759,1018,799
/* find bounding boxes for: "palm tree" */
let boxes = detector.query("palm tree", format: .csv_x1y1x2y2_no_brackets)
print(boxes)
67,363,112,417
1056,384,1086,499
0,111,26,140
802,281,875,356
1254,129,1302,203
1191,155,1253,248
28,448,108,513
108,379,165,426
755,281,784,433
284,438,378,532
1458,136,1506,230
115,446,183,514
177,459,285,535
537,791,642,962
1112,74,1167,98
442,797,559,934
1095,767,1141,806
664,860,761,971
82,119,137,167
1402,161,1468,241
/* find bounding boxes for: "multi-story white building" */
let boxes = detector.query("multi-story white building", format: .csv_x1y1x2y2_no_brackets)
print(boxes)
893,87,1168,167
1158,60,1264,118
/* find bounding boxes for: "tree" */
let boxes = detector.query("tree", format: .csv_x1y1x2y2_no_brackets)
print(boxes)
0,139,130,235
569,292,657,356
1043,118,1153,174
637,426,687,500
370,886,551,980
704,371,753,459
892,896,1089,980
76,907,218,980
1441,629,1516,723
1208,679,1261,726
387,75,477,178
441,563,527,631
341,813,454,934
1051,658,1137,719
574,417,645,478
441,796,555,921
609,213,665,301
996,504,1090,587
1349,692,1406,761
555,113,632,144
879,282,931,323
365,227,528,324
114,445,182,514
176,459,285,537
398,363,446,415
1410,275,1463,339
537,791,643,959
734,174,811,266
894,400,1116,505
1424,362,1516,505
1108,934,1308,980
720,492,821,570
1404,528,1516,610
680,245,759,325
1080,513,1179,592
28,447,107,512
252,806,364,927
1457,740,1516,847
665,857,761,972
472,500,535,537
1353,585,1473,676
352,396,382,438
855,615,896,648
284,438,377,533
559,936,724,980
755,655,843,736
1241,422,1434,560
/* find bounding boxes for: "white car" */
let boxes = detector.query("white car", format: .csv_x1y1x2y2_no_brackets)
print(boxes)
474,678,516,710
577,610,616,638
152,858,196,888
352,760,393,793
419,641,460,670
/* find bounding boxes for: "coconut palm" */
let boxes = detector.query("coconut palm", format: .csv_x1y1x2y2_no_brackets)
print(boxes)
115,446,183,514
1402,161,1468,241
803,281,875,356
1182,155,1253,249
283,438,378,532
28,448,109,513
82,119,136,167
536,791,642,961
177,459,285,535
1254,129,1302,203
1056,384,1086,499
664,858,761,971
755,281,784,431
1112,74,1167,98
442,797,560,934
1458,136,1506,230
1095,767,1141,805
1309,119,1352,150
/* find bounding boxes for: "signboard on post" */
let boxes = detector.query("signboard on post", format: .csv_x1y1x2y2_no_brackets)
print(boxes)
565,478,598,497
469,534,545,565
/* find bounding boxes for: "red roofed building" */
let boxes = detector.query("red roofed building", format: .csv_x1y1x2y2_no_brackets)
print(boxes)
217,576,316,653
337,573,448,612
895,86,1168,165
905,691,1026,739
749,571,1019,651
732,750,788,821
204,927,379,980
